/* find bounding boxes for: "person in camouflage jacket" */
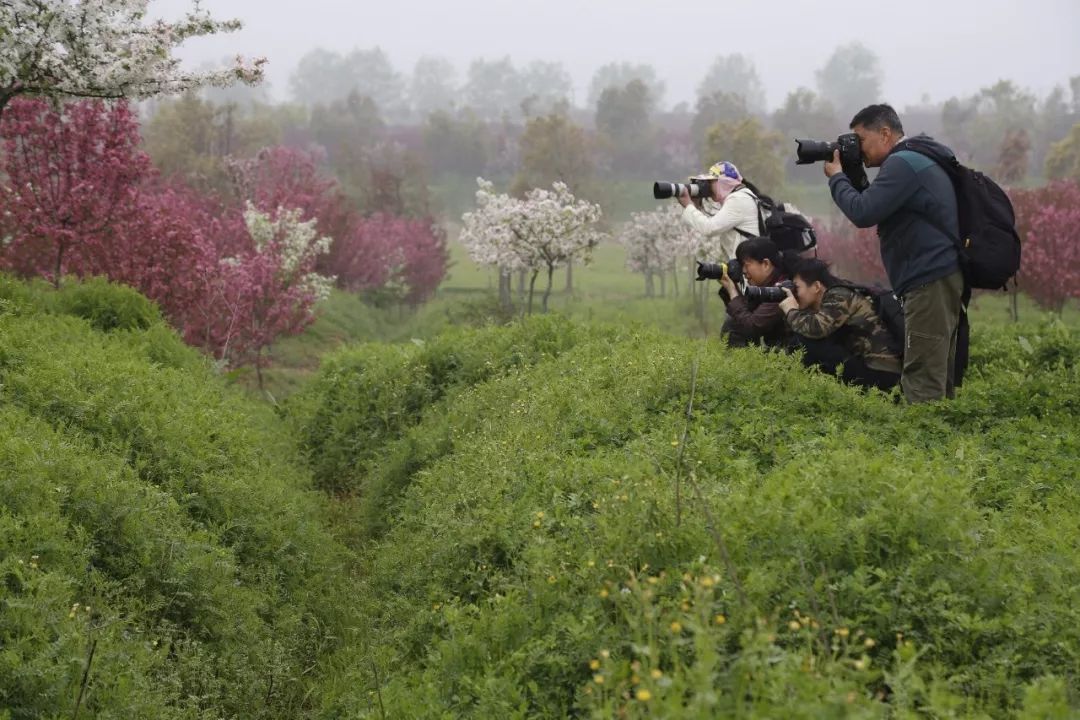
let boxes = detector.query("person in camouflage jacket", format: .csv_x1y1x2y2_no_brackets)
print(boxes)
779,259,901,392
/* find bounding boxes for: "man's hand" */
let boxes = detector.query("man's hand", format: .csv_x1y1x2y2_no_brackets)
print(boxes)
720,272,738,298
779,287,799,314
677,186,692,208
823,148,843,179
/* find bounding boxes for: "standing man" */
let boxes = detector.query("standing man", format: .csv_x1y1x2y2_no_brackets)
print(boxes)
824,103,963,403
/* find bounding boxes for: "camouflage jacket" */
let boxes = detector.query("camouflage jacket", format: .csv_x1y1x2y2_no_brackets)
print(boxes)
784,287,902,374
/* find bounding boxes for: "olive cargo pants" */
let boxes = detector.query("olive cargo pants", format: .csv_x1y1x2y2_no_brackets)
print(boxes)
901,270,964,403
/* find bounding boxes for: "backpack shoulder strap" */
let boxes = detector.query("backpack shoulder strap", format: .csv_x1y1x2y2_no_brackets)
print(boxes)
892,142,967,253
730,186,766,237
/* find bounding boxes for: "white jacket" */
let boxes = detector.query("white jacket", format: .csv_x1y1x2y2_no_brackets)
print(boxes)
680,187,761,260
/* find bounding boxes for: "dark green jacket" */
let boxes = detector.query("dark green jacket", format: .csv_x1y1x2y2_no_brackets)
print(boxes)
829,135,960,297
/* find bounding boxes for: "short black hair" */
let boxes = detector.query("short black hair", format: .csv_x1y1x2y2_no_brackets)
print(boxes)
735,236,781,266
792,258,841,288
849,104,904,135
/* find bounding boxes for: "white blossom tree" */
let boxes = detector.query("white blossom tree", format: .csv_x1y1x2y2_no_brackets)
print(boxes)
621,203,742,299
0,0,265,116
460,178,604,313
619,205,695,297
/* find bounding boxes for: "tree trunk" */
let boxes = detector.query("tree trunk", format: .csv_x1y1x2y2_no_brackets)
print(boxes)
527,270,539,315
0,86,20,119
542,264,555,313
255,347,265,390
498,268,513,311
517,268,527,303
1010,283,1020,322
52,242,66,289
565,260,573,293
659,271,667,298
645,271,654,298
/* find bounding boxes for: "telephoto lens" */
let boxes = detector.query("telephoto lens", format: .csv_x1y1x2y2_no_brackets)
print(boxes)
652,179,712,200
695,259,742,284
794,139,838,165
743,280,795,303
743,285,787,302
653,182,686,199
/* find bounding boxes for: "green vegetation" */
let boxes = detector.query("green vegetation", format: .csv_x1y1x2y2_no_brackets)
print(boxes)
0,276,362,719
291,313,1080,716
291,313,1079,717
3,272,1078,718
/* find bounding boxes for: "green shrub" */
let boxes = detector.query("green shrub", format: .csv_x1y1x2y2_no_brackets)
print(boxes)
290,315,588,497
52,276,161,331
0,280,364,718
304,320,1080,717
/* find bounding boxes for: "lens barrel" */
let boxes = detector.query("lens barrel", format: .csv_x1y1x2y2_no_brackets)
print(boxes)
794,139,839,165
653,180,710,199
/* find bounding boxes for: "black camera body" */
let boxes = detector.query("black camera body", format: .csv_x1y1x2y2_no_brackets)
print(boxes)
794,133,869,191
743,280,795,303
653,176,715,200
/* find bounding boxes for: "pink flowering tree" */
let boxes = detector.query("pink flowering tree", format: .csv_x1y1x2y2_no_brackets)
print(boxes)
0,0,264,117
348,214,449,306
0,99,335,375
198,204,333,384
229,146,449,303
0,98,150,285
88,182,224,330
814,221,888,286
1012,181,1080,313
395,218,449,306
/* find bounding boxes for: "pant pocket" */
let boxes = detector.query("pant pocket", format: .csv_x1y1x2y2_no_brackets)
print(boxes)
903,330,950,402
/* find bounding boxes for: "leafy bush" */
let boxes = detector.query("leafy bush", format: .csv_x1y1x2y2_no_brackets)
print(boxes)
53,276,161,331
290,315,587,497
0,279,363,718
297,318,1080,717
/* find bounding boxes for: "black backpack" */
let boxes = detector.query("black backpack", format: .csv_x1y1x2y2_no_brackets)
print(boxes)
736,183,818,253
899,139,1022,290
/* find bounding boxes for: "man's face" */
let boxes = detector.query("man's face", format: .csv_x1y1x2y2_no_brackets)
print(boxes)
793,277,825,310
852,123,895,168
742,257,774,286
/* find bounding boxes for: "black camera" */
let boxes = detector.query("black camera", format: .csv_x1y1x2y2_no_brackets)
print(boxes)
794,133,869,191
743,280,796,303
695,259,742,285
653,177,715,200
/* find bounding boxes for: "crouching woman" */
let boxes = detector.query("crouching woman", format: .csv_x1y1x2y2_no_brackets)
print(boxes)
779,259,901,393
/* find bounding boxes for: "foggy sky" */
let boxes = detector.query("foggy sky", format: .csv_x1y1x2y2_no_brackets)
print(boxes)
153,0,1080,111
